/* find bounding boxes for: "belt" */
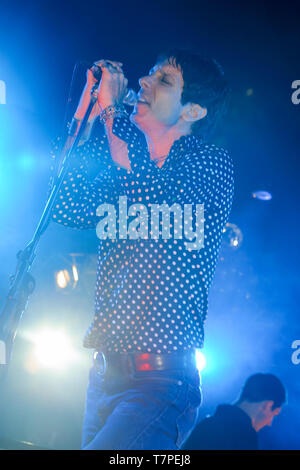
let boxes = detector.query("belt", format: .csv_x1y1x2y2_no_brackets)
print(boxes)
93,350,198,377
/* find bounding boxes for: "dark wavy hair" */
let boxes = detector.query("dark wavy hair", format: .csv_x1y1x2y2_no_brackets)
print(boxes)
238,373,287,410
157,48,230,138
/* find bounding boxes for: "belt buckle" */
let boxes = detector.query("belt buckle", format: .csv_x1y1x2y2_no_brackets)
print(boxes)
134,353,155,372
94,351,106,376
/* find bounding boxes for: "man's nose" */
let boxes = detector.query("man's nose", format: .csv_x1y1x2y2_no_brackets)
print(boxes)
139,75,152,89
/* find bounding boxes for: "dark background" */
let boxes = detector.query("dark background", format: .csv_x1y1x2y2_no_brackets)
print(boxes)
0,0,299,450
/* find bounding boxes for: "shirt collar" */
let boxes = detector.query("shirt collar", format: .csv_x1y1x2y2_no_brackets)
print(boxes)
112,116,203,169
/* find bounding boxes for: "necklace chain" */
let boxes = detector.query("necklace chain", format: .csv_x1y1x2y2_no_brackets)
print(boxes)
152,154,169,163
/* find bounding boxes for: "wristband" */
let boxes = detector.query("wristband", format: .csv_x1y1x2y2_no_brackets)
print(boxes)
99,104,128,124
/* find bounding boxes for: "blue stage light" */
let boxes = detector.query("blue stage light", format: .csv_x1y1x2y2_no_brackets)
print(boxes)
18,153,35,171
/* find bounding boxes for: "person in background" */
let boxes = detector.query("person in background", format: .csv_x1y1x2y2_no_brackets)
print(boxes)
183,373,286,450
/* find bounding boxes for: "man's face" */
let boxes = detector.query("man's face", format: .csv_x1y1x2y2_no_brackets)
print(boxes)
130,58,185,132
254,402,282,432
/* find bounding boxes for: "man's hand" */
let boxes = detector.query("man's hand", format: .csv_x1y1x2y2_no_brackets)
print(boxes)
73,64,100,122
73,59,131,170
74,59,128,121
96,60,128,111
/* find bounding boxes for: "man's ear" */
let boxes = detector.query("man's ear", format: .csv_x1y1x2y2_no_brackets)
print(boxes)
261,400,274,412
182,103,207,123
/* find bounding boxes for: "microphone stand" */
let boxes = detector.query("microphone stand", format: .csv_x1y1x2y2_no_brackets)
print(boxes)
0,85,98,382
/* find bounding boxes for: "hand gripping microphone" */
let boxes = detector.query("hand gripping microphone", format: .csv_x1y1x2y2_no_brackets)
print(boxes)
91,63,137,106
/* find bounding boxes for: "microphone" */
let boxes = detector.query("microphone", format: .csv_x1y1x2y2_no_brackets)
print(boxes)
91,63,137,106
123,88,137,106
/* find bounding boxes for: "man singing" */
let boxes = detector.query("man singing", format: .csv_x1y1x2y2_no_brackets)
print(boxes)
51,49,234,449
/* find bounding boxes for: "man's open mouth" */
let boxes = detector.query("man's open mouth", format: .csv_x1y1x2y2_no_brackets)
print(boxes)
137,92,150,105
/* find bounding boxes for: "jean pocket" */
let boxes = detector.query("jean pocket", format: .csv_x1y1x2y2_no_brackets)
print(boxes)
175,383,202,448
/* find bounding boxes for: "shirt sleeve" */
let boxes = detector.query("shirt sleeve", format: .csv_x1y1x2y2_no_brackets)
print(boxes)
51,132,129,230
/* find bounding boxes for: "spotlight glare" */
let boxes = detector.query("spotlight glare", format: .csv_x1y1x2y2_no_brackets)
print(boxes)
32,329,75,369
56,270,70,289
72,264,79,283
195,349,206,372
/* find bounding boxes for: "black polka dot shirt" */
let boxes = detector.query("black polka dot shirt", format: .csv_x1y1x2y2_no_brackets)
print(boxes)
52,117,234,354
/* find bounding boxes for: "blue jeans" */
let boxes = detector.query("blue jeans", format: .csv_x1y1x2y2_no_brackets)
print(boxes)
81,362,202,450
